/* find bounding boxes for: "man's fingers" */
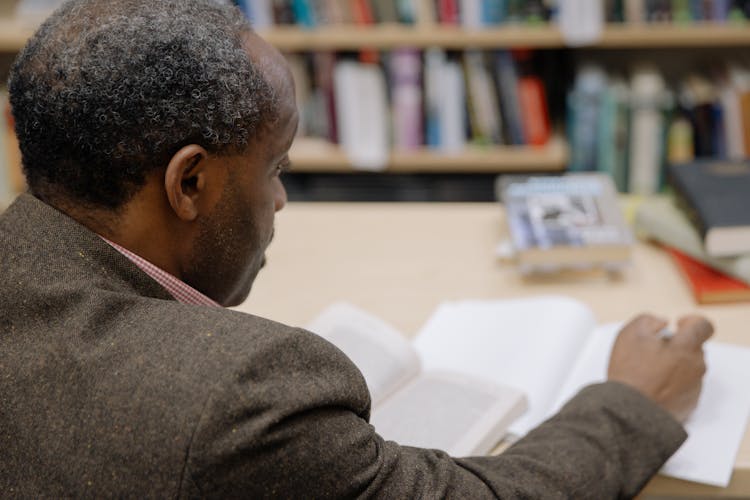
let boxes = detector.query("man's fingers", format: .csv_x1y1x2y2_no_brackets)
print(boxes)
622,314,668,337
672,315,714,350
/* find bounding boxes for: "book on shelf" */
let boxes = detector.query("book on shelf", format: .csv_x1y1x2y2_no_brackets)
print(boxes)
679,74,718,158
389,49,423,151
567,64,608,173
558,0,604,46
333,60,389,170
628,66,669,195
517,74,550,146
667,246,750,304
634,195,750,286
668,160,750,257
423,49,467,153
308,297,750,487
497,173,632,273
463,50,503,145
493,50,525,146
598,77,630,192
720,66,746,161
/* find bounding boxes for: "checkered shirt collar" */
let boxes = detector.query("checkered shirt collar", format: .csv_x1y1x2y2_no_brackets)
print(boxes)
101,237,221,308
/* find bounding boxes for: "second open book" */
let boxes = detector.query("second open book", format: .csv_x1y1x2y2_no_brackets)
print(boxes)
307,296,750,488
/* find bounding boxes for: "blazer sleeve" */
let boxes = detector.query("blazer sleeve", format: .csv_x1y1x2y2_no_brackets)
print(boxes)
179,327,686,499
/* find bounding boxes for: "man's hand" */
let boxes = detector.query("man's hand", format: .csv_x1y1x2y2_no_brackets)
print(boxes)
607,314,714,422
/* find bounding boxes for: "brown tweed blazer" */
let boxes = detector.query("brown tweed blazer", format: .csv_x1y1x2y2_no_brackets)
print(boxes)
0,194,686,499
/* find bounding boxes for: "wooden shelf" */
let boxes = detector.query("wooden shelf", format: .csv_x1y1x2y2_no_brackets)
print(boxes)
594,23,750,48
261,24,566,50
265,23,750,50
288,137,568,173
3,18,750,52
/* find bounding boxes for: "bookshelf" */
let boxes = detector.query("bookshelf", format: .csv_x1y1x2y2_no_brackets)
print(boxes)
3,19,750,51
2,13,750,182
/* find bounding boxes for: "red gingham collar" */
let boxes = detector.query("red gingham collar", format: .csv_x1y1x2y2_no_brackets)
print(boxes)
101,237,221,308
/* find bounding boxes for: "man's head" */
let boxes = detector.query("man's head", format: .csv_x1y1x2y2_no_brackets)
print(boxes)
9,0,297,306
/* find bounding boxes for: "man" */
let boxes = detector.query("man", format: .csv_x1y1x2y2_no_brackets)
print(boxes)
0,0,712,498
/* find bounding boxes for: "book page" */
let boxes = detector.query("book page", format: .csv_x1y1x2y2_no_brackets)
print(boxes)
370,370,527,457
307,302,420,406
413,296,597,436
551,323,750,487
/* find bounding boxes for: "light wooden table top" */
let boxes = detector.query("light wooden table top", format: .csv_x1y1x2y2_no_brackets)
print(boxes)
235,202,750,498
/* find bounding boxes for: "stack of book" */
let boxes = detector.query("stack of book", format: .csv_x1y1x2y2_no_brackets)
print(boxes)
635,159,750,304
567,63,750,195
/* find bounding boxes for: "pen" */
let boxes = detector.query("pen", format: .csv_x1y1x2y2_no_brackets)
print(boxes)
657,327,674,341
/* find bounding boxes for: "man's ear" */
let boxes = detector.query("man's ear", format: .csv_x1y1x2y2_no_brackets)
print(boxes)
164,144,212,221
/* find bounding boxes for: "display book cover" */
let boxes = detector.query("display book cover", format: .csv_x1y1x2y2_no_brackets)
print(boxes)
666,246,750,304
668,160,750,258
496,173,632,272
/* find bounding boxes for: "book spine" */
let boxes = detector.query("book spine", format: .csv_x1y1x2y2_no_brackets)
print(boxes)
464,50,502,145
395,0,416,23
567,66,607,172
439,58,468,152
517,76,550,146
494,50,526,145
292,0,317,26
628,68,666,195
720,84,745,160
624,0,645,22
460,0,483,27
713,0,731,20
423,48,444,148
390,49,423,150
272,0,297,24
481,0,506,24
667,115,695,164
437,0,460,23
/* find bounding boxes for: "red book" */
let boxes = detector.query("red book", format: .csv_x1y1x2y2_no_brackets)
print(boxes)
667,247,750,304
437,0,459,24
517,76,551,146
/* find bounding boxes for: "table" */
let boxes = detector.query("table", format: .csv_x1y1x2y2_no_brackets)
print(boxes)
234,202,750,498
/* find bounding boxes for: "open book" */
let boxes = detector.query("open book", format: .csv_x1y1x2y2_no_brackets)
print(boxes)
307,296,750,487
308,303,527,457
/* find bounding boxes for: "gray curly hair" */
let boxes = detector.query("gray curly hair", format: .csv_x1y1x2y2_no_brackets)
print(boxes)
9,0,276,209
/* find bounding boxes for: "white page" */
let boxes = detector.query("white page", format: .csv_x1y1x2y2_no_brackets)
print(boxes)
414,296,596,436
552,323,750,487
307,302,420,406
370,371,526,457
